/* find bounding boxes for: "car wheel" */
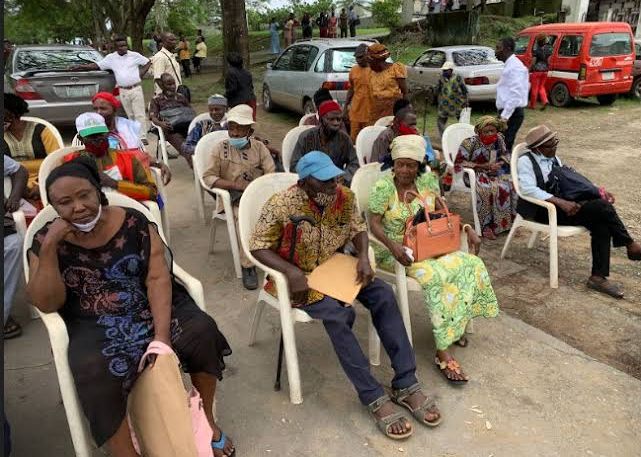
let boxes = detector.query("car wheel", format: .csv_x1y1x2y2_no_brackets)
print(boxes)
596,94,616,106
303,98,315,115
263,85,274,112
631,78,641,100
550,83,572,107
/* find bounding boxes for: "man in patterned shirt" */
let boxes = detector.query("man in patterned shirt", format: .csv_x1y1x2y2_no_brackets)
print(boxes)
249,151,442,440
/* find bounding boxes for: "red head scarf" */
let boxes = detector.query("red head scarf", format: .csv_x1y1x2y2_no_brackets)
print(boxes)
318,100,342,118
92,92,121,110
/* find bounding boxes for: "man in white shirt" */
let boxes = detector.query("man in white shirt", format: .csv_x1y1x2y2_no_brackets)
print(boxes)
495,37,529,152
71,35,152,144
151,32,182,95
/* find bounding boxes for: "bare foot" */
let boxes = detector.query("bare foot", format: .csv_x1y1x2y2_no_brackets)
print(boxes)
482,228,497,240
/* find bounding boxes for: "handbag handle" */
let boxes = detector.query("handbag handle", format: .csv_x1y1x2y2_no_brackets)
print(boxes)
137,340,175,373
402,190,453,226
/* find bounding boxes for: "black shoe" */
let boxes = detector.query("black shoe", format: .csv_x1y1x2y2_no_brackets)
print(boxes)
242,267,258,290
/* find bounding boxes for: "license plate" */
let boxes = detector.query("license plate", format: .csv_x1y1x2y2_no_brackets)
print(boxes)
54,85,96,98
602,72,615,81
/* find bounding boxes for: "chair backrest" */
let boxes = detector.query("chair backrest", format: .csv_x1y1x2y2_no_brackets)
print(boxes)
298,113,317,126
510,142,528,198
71,134,83,147
193,130,230,188
4,176,11,196
355,125,386,166
38,147,85,205
281,125,313,172
23,192,164,282
374,116,394,127
350,163,384,218
441,123,475,168
188,112,228,134
21,116,65,148
237,172,299,261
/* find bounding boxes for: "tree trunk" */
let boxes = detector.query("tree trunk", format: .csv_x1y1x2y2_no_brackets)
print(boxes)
401,0,414,24
221,0,250,76
129,0,156,52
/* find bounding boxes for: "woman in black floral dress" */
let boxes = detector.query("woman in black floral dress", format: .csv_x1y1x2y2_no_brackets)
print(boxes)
27,157,235,457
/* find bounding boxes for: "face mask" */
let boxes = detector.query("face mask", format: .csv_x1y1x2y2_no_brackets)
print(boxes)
480,133,498,145
84,138,109,157
72,205,102,233
313,191,337,208
228,137,249,149
397,123,418,136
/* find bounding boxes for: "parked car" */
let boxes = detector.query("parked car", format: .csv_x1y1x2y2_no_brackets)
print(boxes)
4,45,116,125
515,22,635,107
262,39,376,115
406,45,504,102
631,39,641,99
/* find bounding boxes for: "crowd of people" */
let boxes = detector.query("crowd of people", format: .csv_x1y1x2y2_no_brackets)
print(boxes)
3,27,641,457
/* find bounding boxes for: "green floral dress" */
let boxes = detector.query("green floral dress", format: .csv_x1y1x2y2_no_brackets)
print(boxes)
368,173,499,350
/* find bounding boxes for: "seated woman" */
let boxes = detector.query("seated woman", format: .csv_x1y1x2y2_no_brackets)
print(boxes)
368,135,499,384
92,92,171,185
3,93,61,199
455,116,517,239
26,157,235,457
68,113,158,203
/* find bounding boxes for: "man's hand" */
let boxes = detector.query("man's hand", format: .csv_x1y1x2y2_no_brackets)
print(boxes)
356,255,374,286
390,242,412,266
234,180,248,191
556,199,581,216
158,120,173,131
286,269,309,306
604,191,615,204
5,195,20,213
100,172,118,189
465,226,481,255
158,162,172,185
45,218,75,245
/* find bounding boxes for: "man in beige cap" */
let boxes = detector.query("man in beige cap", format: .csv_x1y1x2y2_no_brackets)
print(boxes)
202,104,276,290
434,60,468,137
517,125,641,298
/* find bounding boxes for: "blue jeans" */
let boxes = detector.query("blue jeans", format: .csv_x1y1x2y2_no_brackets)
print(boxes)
302,278,418,405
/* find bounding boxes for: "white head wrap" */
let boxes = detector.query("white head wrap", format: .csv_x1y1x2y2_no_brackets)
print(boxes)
390,135,426,163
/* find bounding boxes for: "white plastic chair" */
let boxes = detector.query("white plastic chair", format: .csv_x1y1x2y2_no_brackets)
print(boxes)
355,125,387,166
374,116,394,127
442,123,481,235
38,147,167,241
21,192,205,457
188,112,228,134
21,116,64,149
192,131,242,279
281,125,314,172
71,134,83,147
500,143,588,288
298,113,317,126
238,173,381,405
149,121,170,166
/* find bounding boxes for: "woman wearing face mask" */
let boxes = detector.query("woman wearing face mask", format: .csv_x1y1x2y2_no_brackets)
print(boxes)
455,116,517,240
369,135,499,385
67,113,158,203
26,157,235,457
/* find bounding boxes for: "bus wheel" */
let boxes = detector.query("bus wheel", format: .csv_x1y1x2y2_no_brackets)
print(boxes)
550,83,572,107
596,94,616,106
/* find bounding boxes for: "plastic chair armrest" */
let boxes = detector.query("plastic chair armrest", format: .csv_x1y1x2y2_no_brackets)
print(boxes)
39,311,70,350
173,263,206,311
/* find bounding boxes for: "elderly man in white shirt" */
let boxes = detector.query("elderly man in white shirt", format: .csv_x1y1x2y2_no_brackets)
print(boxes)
151,32,182,95
495,37,529,152
71,35,152,144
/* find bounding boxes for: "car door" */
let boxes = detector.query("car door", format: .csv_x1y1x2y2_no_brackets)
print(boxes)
407,50,434,91
268,47,296,107
423,50,446,88
297,45,321,112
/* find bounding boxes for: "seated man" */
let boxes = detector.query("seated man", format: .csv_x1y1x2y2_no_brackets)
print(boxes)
202,104,276,290
250,151,442,440
149,73,194,167
301,88,348,134
518,125,641,298
181,94,228,158
4,155,28,339
70,113,158,203
290,100,359,185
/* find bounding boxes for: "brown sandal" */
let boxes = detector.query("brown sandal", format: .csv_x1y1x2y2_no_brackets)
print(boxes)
435,356,468,385
586,278,624,299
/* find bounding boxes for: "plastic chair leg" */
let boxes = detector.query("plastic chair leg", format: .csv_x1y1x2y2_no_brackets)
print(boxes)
224,213,242,280
500,217,521,259
280,313,303,404
465,319,475,334
195,178,206,223
394,263,413,346
549,228,559,289
248,298,267,346
527,231,538,249
368,318,381,366
209,217,218,254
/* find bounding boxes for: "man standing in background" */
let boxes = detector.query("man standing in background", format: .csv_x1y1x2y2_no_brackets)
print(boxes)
348,5,359,37
339,8,349,38
152,32,182,95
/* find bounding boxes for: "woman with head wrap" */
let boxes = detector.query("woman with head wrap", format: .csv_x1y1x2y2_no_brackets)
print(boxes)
343,43,372,141
455,115,517,239
27,157,235,457
366,43,408,125
368,135,499,385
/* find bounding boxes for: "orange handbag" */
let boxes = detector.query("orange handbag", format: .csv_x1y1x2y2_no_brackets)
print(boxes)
402,191,460,262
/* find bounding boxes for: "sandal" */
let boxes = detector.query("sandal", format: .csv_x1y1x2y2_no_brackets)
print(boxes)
4,317,22,340
586,278,624,299
367,395,413,440
435,355,468,385
391,383,442,427
212,431,235,457
454,336,468,348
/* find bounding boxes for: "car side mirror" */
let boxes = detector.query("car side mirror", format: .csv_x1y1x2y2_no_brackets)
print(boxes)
267,63,273,70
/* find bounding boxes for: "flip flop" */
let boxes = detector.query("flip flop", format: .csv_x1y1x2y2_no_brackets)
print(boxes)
212,431,236,457
4,317,22,340
586,278,624,299
435,356,468,385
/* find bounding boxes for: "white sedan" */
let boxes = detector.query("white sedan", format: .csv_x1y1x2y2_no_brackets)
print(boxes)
406,45,504,102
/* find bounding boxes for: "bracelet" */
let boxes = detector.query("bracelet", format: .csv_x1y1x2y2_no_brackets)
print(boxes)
462,224,472,233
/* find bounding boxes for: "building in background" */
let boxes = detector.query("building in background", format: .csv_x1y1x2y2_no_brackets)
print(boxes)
562,0,641,37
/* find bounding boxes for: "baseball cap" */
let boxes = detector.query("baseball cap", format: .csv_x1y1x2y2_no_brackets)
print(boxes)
75,112,109,138
296,151,345,181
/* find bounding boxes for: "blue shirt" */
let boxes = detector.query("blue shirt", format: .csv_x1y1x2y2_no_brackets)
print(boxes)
517,150,562,201
181,119,227,156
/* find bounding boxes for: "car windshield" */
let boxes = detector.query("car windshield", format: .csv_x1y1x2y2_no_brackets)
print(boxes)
15,49,103,72
452,49,499,66
589,33,632,57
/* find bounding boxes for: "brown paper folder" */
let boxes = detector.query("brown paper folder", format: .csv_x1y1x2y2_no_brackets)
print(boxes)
307,253,362,305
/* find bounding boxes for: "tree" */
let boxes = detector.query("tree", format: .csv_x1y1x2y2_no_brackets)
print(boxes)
371,0,402,29
220,0,250,74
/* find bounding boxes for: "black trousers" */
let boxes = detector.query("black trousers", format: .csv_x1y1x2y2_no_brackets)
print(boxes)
340,27,348,38
349,24,356,37
534,199,633,277
180,59,191,78
498,106,524,153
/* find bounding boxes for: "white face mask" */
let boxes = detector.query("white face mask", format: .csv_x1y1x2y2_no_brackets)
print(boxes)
72,205,102,232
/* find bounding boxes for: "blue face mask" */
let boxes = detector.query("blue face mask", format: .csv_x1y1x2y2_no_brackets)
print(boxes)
228,137,249,149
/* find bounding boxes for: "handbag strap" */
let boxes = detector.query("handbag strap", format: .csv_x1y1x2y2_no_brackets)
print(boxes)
137,340,175,373
162,49,182,85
